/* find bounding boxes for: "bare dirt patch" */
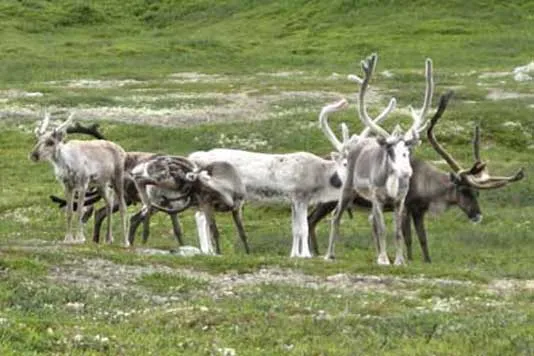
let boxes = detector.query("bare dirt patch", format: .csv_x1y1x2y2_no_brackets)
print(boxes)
44,255,533,302
0,72,385,127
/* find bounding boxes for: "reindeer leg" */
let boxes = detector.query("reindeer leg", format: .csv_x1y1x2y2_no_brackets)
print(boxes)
75,184,88,243
393,200,407,266
290,200,311,258
169,212,184,246
128,209,145,246
93,204,115,244
100,187,115,244
412,211,431,263
308,201,336,256
324,195,351,260
195,210,214,255
82,205,94,224
142,207,152,244
63,185,75,243
371,197,389,266
114,176,130,247
206,209,221,255
231,203,250,254
402,209,413,261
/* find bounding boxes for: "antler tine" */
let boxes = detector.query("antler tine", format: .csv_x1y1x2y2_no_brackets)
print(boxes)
359,98,396,138
406,58,434,140
36,109,51,136
55,112,75,133
426,91,462,172
465,167,525,189
319,99,350,151
473,125,481,162
341,122,350,143
357,53,394,139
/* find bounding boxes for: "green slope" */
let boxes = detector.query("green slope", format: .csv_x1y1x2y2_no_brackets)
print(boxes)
1,0,533,83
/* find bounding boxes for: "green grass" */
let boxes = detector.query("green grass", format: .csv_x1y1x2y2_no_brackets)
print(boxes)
1,0,534,354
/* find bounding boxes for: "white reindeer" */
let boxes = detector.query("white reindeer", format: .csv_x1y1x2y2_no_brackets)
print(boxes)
29,111,129,246
325,53,434,265
188,101,350,258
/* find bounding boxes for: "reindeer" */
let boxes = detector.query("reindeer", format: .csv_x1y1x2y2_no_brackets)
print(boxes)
309,91,525,262
29,111,129,246
47,124,185,246
325,53,432,265
130,155,250,254
188,100,351,258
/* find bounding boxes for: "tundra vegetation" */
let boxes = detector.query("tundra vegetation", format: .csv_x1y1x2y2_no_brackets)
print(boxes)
1,1,534,355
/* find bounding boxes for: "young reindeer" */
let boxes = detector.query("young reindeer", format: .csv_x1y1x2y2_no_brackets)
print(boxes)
325,53,432,265
188,100,350,258
309,91,525,262
131,155,250,254
29,111,129,246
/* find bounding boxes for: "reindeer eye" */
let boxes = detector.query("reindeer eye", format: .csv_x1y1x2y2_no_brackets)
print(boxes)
45,139,55,146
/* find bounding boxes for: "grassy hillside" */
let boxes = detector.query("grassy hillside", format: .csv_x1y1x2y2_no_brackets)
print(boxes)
1,0,534,83
1,1,534,355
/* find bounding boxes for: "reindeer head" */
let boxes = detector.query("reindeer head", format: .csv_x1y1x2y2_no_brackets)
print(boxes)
355,53,435,180
427,91,525,223
30,111,74,162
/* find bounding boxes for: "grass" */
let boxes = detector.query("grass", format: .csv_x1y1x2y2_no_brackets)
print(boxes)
1,0,534,354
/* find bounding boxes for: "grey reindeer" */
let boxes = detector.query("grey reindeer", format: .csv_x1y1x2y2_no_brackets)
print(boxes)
30,111,129,246
325,53,431,265
309,91,524,262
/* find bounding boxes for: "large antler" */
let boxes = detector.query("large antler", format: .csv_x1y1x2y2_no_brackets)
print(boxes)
66,122,106,139
357,53,397,139
427,91,525,189
318,99,350,152
405,58,434,142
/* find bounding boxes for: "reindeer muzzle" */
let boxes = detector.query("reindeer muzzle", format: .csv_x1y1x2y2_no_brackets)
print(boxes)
29,151,39,162
470,213,483,224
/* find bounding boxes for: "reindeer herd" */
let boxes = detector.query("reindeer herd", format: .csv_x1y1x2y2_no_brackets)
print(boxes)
29,53,525,265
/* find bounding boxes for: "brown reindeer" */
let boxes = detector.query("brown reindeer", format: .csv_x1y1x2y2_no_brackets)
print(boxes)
131,155,250,254
309,91,524,262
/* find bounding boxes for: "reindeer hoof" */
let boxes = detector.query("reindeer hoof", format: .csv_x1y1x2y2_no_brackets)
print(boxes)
394,256,406,266
324,254,336,261
377,254,391,266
